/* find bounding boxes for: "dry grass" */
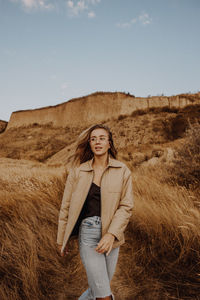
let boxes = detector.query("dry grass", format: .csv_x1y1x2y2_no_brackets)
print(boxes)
0,124,85,162
0,102,199,299
0,159,85,300
165,122,200,192
0,158,199,300
120,166,200,299
0,104,199,165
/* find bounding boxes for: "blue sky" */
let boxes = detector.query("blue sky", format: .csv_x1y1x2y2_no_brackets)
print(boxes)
0,0,200,121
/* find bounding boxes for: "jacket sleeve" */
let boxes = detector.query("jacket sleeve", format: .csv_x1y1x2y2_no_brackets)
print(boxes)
57,167,76,246
107,166,134,241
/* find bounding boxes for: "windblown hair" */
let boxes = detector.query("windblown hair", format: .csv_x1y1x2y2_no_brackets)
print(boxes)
67,124,117,167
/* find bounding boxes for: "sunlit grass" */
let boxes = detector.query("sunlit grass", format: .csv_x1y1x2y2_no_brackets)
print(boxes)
0,157,199,299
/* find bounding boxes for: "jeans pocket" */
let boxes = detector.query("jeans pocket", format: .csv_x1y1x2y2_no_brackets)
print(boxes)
80,227,101,248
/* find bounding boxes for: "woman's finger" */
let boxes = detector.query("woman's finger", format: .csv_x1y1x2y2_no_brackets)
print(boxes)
106,244,113,256
96,241,104,250
96,242,111,253
65,246,70,255
96,243,106,252
96,241,108,251
59,245,69,256
96,245,105,252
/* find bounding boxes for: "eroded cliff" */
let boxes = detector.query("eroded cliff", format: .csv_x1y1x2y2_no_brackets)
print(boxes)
7,91,200,130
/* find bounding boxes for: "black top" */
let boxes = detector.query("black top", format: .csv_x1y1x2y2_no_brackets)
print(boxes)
70,182,101,237
82,182,101,219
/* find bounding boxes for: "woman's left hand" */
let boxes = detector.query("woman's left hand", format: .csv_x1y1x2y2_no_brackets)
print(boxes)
95,233,115,256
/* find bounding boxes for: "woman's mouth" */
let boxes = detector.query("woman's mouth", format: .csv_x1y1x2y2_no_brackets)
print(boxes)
95,147,102,150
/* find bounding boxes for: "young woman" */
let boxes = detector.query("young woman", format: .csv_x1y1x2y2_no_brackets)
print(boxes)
57,124,134,300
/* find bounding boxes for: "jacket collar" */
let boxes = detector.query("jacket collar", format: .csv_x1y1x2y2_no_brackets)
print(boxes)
80,154,122,171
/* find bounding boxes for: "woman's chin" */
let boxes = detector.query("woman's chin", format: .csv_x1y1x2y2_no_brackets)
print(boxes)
94,151,106,156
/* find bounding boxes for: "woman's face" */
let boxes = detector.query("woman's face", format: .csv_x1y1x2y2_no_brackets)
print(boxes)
89,128,110,156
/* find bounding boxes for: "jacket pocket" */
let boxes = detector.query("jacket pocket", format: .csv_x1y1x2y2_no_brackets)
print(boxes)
108,183,122,193
108,170,123,193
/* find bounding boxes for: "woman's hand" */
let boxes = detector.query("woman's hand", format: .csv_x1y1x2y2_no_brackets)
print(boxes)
95,233,115,256
57,244,69,256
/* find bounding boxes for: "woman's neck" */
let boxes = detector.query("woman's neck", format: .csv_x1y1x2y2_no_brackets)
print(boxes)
92,153,109,169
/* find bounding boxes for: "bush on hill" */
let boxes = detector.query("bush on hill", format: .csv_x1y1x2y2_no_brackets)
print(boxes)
166,121,200,191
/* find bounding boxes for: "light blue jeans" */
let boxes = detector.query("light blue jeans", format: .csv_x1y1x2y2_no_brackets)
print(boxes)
78,216,120,300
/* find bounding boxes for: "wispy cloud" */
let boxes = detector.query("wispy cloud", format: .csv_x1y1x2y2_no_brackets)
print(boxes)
10,0,54,11
66,0,100,18
66,0,87,16
139,13,152,25
61,82,69,89
61,82,70,95
87,0,100,4
88,11,96,18
116,12,152,29
9,0,100,16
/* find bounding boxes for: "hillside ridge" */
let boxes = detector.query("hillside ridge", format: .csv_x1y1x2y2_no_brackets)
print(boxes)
7,91,200,130
12,91,134,114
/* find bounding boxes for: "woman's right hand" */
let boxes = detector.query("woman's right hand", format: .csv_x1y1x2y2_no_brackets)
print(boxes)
57,244,69,256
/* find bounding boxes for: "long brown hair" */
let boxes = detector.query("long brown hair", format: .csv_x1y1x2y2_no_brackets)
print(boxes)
68,124,117,167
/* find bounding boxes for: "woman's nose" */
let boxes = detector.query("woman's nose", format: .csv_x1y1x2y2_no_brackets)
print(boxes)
95,138,101,143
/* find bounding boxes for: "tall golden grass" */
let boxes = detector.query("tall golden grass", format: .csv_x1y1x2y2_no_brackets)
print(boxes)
0,157,199,299
123,166,200,299
0,159,85,300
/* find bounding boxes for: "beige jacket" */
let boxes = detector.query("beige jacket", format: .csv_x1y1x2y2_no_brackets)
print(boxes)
57,154,134,254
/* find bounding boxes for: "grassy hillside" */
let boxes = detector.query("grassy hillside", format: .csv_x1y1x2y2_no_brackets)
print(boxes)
0,146,199,299
0,101,199,299
0,105,199,166
0,123,85,162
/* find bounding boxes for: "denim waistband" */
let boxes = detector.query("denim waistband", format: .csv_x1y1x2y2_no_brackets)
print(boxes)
82,216,101,225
